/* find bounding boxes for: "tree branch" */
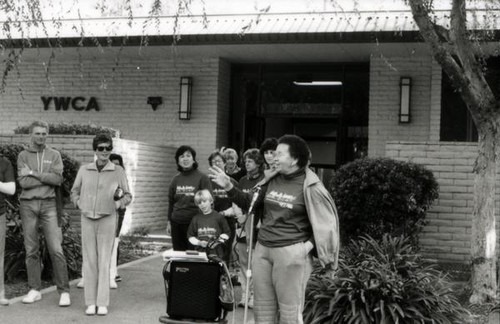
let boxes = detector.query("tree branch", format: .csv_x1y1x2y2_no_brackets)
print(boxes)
408,0,497,128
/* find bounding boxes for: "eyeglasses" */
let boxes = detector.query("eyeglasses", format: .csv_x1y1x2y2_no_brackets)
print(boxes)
96,146,112,152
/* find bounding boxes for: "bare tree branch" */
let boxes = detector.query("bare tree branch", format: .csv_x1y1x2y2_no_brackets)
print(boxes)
409,0,498,128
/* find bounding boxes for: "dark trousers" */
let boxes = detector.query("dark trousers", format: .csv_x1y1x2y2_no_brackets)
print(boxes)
170,221,192,251
224,218,237,264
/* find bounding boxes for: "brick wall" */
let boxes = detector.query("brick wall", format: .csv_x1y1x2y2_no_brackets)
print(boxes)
369,56,437,157
0,134,177,234
0,46,224,171
113,138,177,232
386,141,500,263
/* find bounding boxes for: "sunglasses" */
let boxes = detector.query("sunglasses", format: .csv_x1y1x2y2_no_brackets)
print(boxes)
96,146,113,152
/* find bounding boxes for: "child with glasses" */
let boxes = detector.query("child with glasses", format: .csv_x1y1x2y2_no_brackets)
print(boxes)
71,134,132,316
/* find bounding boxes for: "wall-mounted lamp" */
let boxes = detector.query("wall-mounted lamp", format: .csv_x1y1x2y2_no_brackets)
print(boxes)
399,77,411,123
147,96,162,111
179,77,193,120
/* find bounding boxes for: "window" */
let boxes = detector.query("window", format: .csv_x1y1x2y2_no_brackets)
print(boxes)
440,57,500,142
440,72,478,142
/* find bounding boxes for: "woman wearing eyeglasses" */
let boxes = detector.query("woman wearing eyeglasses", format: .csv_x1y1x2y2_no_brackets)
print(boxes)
71,134,132,316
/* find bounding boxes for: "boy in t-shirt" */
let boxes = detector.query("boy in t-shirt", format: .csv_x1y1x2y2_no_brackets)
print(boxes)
187,190,230,261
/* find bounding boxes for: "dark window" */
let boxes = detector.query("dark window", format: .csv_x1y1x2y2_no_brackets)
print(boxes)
440,57,500,142
230,63,368,168
440,72,478,142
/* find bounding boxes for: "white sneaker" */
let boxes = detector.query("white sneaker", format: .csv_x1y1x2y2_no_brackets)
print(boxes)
97,306,108,316
110,280,117,289
0,292,8,306
59,292,71,307
77,279,84,289
22,290,41,304
85,305,96,316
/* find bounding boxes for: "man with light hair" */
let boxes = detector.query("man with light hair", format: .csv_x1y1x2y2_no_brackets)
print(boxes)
17,120,70,306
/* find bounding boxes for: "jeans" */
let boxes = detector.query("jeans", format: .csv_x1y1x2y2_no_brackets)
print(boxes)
252,242,313,324
0,214,5,298
20,199,69,294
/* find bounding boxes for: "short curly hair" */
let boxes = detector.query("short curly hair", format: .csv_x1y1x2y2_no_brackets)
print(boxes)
259,137,278,157
92,133,113,151
278,135,311,168
208,151,226,167
222,148,238,161
242,148,264,169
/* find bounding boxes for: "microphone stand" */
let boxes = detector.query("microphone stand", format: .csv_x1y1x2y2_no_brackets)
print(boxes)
243,187,260,324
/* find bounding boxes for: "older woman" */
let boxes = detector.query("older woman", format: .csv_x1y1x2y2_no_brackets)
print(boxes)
235,148,265,308
208,150,238,263
71,134,132,316
222,148,246,182
210,135,339,324
168,145,212,251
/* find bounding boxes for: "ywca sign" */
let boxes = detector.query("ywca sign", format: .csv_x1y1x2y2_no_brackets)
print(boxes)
41,96,100,111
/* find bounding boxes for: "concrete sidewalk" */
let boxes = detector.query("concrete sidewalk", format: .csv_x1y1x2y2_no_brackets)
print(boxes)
0,254,254,324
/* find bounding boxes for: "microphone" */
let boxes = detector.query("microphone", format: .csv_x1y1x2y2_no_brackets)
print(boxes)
247,186,261,216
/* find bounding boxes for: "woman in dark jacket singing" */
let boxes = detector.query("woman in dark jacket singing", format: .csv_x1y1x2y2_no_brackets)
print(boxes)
209,135,339,324
168,145,212,251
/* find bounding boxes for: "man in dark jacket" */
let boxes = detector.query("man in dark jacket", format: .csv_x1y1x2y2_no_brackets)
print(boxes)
17,120,70,306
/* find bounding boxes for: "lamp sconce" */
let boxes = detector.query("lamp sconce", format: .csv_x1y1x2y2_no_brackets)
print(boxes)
147,97,162,111
399,77,411,123
179,76,193,120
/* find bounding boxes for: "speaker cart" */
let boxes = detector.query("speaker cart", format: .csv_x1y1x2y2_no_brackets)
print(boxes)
159,250,230,324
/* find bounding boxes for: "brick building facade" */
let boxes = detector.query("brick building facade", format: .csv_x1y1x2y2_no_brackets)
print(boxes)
1,3,499,263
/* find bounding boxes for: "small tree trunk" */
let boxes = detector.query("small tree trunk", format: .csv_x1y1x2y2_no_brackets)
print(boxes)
470,127,498,304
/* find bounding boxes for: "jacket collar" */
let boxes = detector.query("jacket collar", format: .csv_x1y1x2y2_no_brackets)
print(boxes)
304,168,322,187
256,167,320,187
26,144,48,153
85,160,116,171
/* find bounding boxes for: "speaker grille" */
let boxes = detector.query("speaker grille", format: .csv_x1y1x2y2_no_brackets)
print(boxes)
167,261,221,320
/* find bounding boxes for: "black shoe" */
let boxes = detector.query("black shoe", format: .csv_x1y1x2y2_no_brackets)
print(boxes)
115,275,122,282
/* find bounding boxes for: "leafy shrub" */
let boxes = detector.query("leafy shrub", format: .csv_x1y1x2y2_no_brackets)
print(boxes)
14,122,120,138
330,157,439,248
304,235,469,324
0,143,82,281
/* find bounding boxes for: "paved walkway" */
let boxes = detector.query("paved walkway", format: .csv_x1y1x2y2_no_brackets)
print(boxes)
0,253,254,324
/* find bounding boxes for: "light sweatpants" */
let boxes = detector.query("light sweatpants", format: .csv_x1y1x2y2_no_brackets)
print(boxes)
81,214,116,307
252,242,313,324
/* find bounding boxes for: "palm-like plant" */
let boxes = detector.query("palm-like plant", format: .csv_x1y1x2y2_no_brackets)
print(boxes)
304,235,469,324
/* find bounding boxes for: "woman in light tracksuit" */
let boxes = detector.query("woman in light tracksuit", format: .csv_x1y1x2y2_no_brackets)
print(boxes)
71,134,132,316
